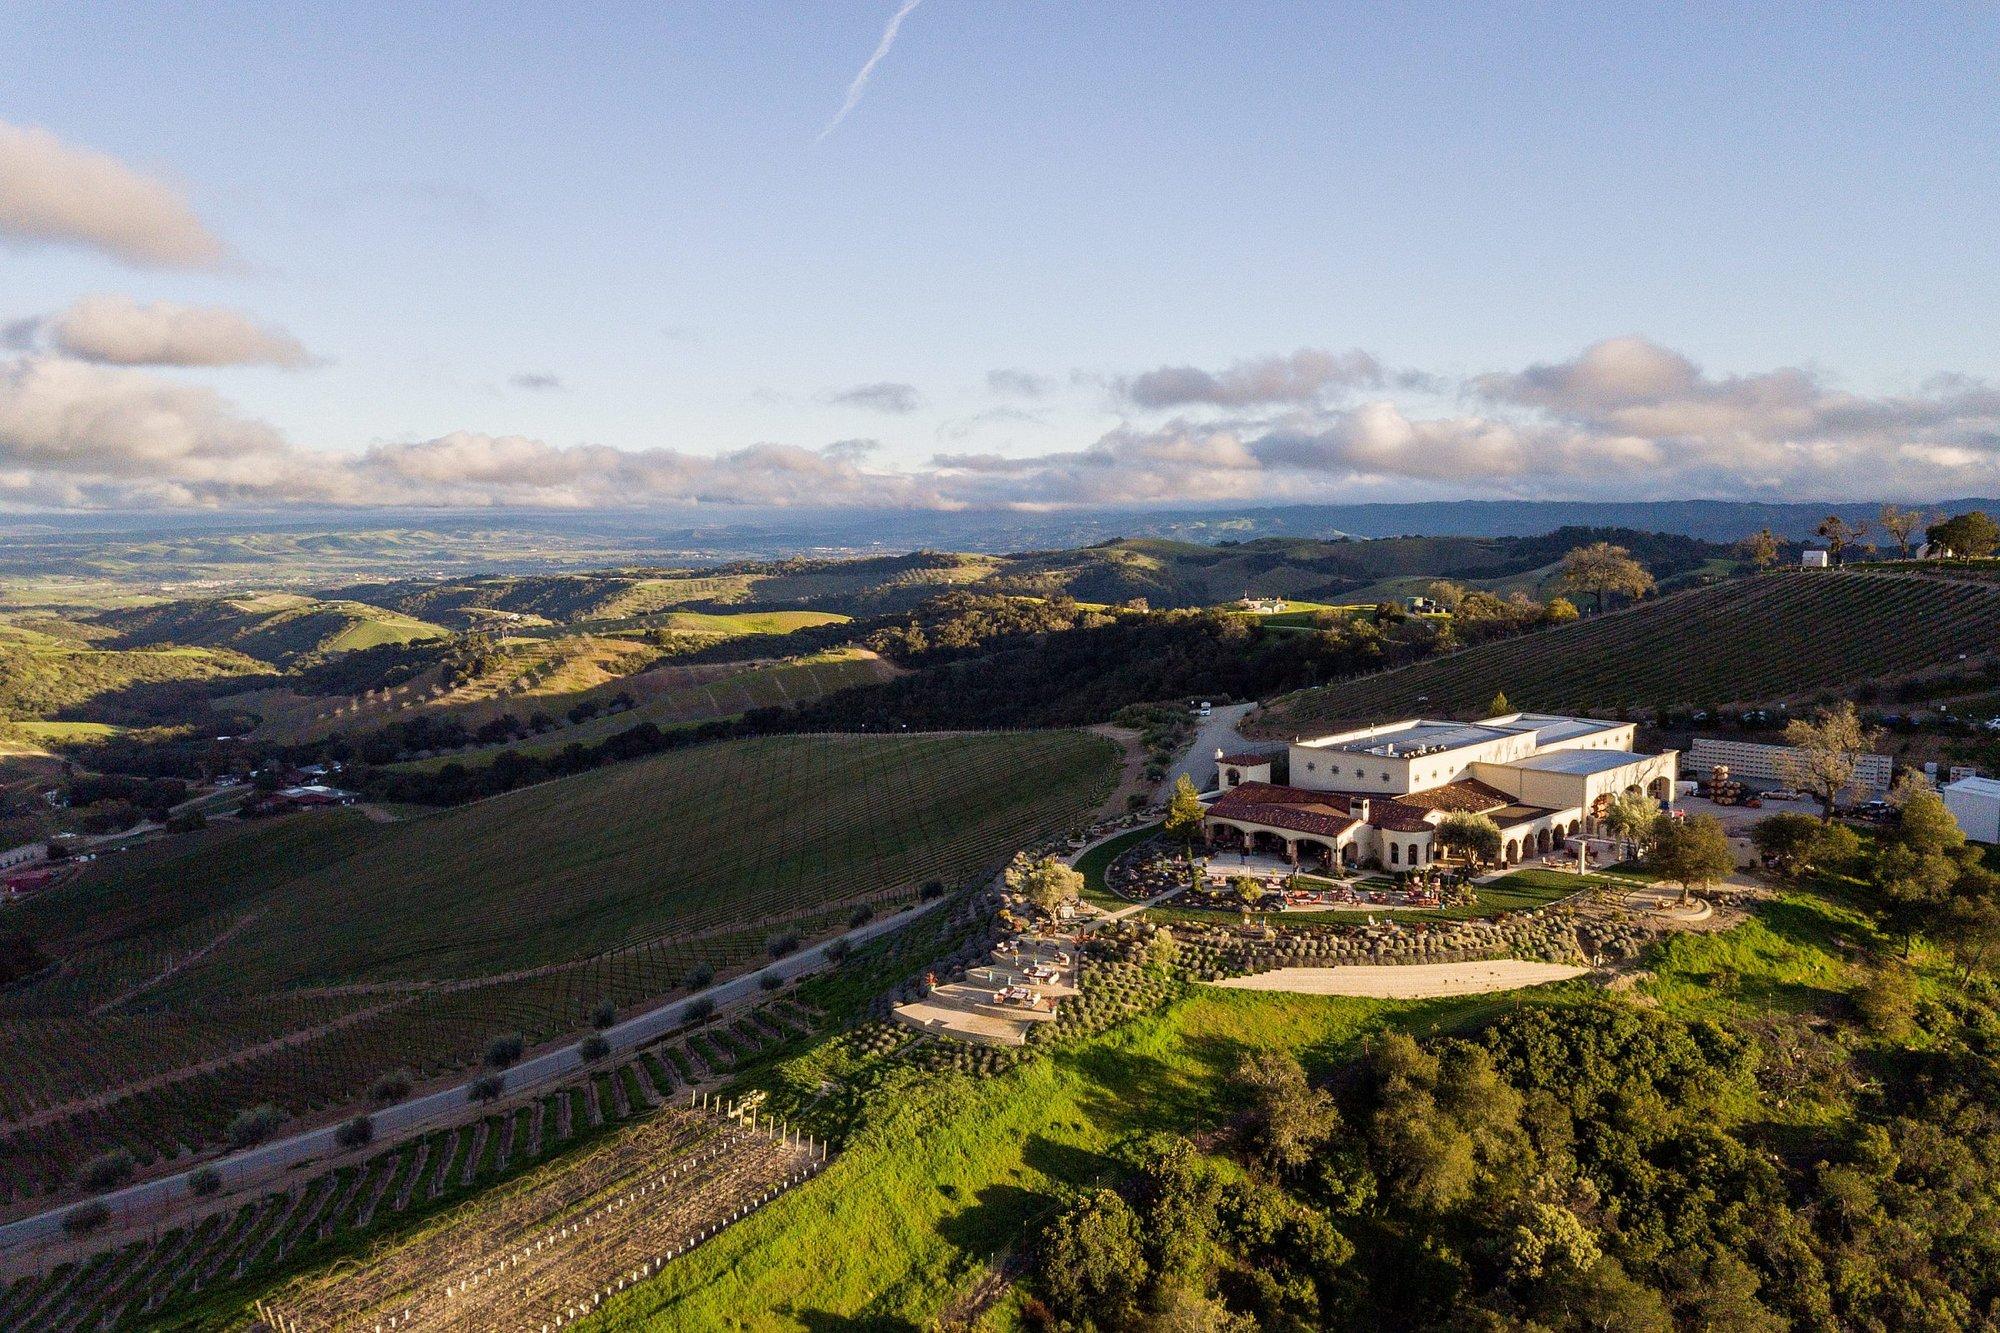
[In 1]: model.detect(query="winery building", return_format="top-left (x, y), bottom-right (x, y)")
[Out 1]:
top-left (1206, 712), bottom-right (1678, 871)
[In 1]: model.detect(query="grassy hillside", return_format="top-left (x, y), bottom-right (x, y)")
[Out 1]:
top-left (1254, 569), bottom-right (2000, 732)
top-left (94, 594), bottom-right (448, 666)
top-left (0, 640), bottom-right (265, 723)
top-left (387, 649), bottom-right (898, 771)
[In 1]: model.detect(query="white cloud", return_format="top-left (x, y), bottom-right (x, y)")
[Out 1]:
top-left (41, 295), bottom-right (315, 368)
top-left (0, 355), bottom-right (337, 505)
top-left (1119, 348), bottom-right (1385, 409)
top-left (0, 120), bottom-right (227, 269)
top-left (821, 381), bottom-right (924, 413)
top-left (8, 337), bottom-right (2000, 513)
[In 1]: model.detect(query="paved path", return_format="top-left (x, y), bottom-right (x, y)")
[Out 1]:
top-left (0, 896), bottom-right (944, 1252)
top-left (1164, 702), bottom-right (1260, 795)
top-left (1213, 960), bottom-right (1588, 998)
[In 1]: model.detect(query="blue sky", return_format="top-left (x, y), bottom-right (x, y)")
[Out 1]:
top-left (3, 1), bottom-right (1999, 511)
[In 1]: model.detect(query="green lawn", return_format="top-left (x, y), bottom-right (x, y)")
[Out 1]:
top-left (1071, 823), bottom-right (1164, 907)
top-left (580, 985), bottom-right (1516, 1333)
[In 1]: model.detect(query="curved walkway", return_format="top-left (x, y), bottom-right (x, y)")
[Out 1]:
top-left (0, 896), bottom-right (944, 1251)
top-left (1212, 960), bottom-right (1588, 999)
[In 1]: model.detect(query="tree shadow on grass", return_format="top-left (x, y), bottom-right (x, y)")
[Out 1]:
top-left (795, 1311), bottom-right (922, 1332)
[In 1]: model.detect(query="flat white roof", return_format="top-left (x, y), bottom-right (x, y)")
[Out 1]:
top-left (1945, 776), bottom-right (2000, 799)
top-left (1494, 713), bottom-right (1625, 745)
top-left (1301, 720), bottom-right (1517, 757)
top-left (1299, 711), bottom-right (1623, 759)
top-left (1509, 749), bottom-right (1650, 776)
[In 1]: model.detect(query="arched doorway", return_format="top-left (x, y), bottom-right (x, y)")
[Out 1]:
top-left (1505, 838), bottom-right (1520, 864)
top-left (1647, 775), bottom-right (1672, 801)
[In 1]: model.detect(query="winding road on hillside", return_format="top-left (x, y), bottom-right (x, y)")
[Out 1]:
top-left (0, 897), bottom-right (946, 1253)
top-left (1164, 702), bottom-right (1261, 794)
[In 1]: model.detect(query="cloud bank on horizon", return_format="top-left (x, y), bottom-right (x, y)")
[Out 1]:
top-left (9, 332), bottom-right (2000, 512)
top-left (4, 116), bottom-right (1999, 514)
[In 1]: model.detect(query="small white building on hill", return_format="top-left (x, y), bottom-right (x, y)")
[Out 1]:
top-left (1943, 776), bottom-right (2000, 844)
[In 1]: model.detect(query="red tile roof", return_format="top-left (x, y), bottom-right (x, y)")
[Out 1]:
top-left (1395, 779), bottom-right (1513, 814)
top-left (1206, 783), bottom-right (1359, 839)
top-left (1369, 801), bottom-right (1436, 833)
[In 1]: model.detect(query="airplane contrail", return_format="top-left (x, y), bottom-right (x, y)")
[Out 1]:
top-left (817, 0), bottom-right (928, 142)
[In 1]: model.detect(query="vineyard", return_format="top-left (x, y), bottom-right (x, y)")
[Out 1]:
top-left (0, 731), bottom-right (1115, 1211)
top-left (259, 1106), bottom-right (816, 1332)
top-left (0, 1000), bottom-right (821, 1331)
top-left (1255, 571), bottom-right (2000, 732)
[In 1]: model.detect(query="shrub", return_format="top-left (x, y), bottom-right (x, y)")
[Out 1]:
top-left (825, 938), bottom-right (853, 962)
top-left (188, 1166), bottom-right (223, 1198)
top-left (81, 1149), bottom-right (136, 1191)
top-left (590, 999), bottom-right (617, 1030)
top-left (684, 963), bottom-right (715, 990)
top-left (370, 1070), bottom-right (414, 1103)
top-left (849, 904), bottom-right (875, 928)
top-left (580, 1034), bottom-right (611, 1062)
top-left (62, 1201), bottom-right (110, 1235)
top-left (767, 932), bottom-right (801, 959)
top-left (485, 1033), bottom-right (526, 1069)
top-left (334, 1115), bottom-right (374, 1150)
top-left (683, 997), bottom-right (716, 1025)
top-left (759, 972), bottom-right (784, 991)
top-left (226, 1104), bottom-right (288, 1150)
top-left (467, 1075), bottom-right (504, 1104)
top-left (921, 880), bottom-right (949, 901)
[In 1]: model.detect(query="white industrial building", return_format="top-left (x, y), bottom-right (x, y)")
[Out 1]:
top-left (1685, 737), bottom-right (1892, 798)
top-left (1943, 776), bottom-right (2000, 844)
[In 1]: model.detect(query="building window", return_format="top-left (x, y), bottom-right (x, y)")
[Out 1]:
top-left (1389, 843), bottom-right (1400, 864)
top-left (1305, 761), bottom-right (1316, 772)
top-left (1328, 765), bottom-right (1340, 775)
top-left (1382, 774), bottom-right (1391, 783)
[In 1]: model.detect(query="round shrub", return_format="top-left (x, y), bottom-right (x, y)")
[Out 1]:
top-left (81, 1149), bottom-right (135, 1192)
top-left (684, 963), bottom-right (715, 990)
top-left (334, 1115), bottom-right (374, 1150)
top-left (188, 1166), bottom-right (223, 1198)
top-left (580, 1034), bottom-right (611, 1062)
top-left (226, 1104), bottom-right (288, 1150)
top-left (682, 997), bottom-right (716, 1025)
top-left (766, 932), bottom-right (800, 960)
top-left (849, 904), bottom-right (875, 928)
top-left (590, 1000), bottom-right (617, 1030)
top-left (484, 1033), bottom-right (526, 1069)
top-left (369, 1070), bottom-right (414, 1103)
top-left (467, 1074), bottom-right (504, 1104)
top-left (62, 1201), bottom-right (110, 1234)
top-left (759, 972), bottom-right (784, 991)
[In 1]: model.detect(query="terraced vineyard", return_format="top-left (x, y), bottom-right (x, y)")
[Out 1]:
top-left (0, 731), bottom-right (1115, 1211)
top-left (0, 1001), bottom-right (821, 1331)
top-left (1255, 571), bottom-right (2000, 731)
top-left (261, 1107), bottom-right (815, 1332)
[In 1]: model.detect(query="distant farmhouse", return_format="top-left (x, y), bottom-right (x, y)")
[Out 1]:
top-left (1238, 594), bottom-right (1288, 614)
top-left (1206, 712), bottom-right (1677, 871)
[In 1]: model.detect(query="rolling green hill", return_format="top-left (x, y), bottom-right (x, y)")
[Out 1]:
top-left (1252, 569), bottom-right (2000, 732)
top-left (94, 594), bottom-right (449, 666)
